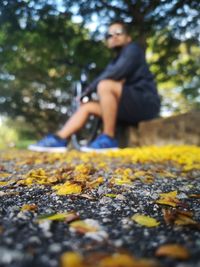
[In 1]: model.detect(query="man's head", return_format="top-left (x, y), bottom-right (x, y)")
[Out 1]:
top-left (106, 21), bottom-right (132, 50)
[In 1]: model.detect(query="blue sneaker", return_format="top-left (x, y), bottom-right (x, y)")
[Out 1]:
top-left (81, 134), bottom-right (118, 152)
top-left (28, 134), bottom-right (68, 152)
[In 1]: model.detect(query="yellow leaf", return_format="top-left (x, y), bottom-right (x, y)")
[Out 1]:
top-left (0, 181), bottom-right (8, 186)
top-left (0, 173), bottom-right (10, 178)
top-left (133, 170), bottom-right (147, 178)
top-left (54, 181), bottom-right (82, 195)
top-left (155, 244), bottom-right (190, 260)
top-left (99, 253), bottom-right (157, 267)
top-left (99, 254), bottom-right (136, 267)
top-left (114, 178), bottom-right (132, 185)
top-left (156, 199), bottom-right (178, 207)
top-left (159, 191), bottom-right (177, 198)
top-left (60, 252), bottom-right (84, 267)
top-left (132, 214), bottom-right (160, 227)
top-left (21, 204), bottom-right (37, 212)
top-left (37, 212), bottom-right (78, 222)
top-left (105, 194), bottom-right (117, 198)
top-left (156, 191), bottom-right (180, 207)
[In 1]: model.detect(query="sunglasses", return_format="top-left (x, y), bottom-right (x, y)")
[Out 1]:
top-left (105, 29), bottom-right (125, 39)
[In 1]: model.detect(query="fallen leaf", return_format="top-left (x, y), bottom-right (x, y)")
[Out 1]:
top-left (156, 191), bottom-right (180, 207)
top-left (60, 251), bottom-right (84, 267)
top-left (104, 194), bottom-right (117, 198)
top-left (175, 213), bottom-right (199, 226)
top-left (79, 194), bottom-right (96, 200)
top-left (87, 177), bottom-right (104, 188)
top-left (53, 181), bottom-right (82, 195)
top-left (132, 214), bottom-right (160, 227)
top-left (0, 181), bottom-right (8, 186)
top-left (189, 194), bottom-right (200, 198)
top-left (0, 226), bottom-right (4, 234)
top-left (21, 204), bottom-right (38, 212)
top-left (99, 253), bottom-right (158, 267)
top-left (162, 209), bottom-right (199, 227)
top-left (70, 219), bottom-right (100, 234)
top-left (65, 212), bottom-right (80, 223)
top-left (0, 165), bottom-right (5, 171)
top-left (37, 212), bottom-right (79, 222)
top-left (155, 244), bottom-right (190, 260)
top-left (0, 173), bottom-right (10, 178)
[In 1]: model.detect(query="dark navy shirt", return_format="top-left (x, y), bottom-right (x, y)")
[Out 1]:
top-left (85, 42), bottom-right (158, 96)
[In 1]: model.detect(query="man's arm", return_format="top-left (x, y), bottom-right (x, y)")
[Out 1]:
top-left (81, 43), bottom-right (142, 99)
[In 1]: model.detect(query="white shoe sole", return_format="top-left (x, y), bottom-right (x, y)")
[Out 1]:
top-left (28, 145), bottom-right (67, 153)
top-left (80, 146), bottom-right (119, 153)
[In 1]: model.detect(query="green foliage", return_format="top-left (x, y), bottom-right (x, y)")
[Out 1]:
top-left (0, 117), bottom-right (38, 149)
top-left (0, 118), bottom-right (19, 149)
top-left (0, 1), bottom-right (108, 134)
top-left (0, 0), bottom-right (199, 136)
top-left (62, 0), bottom-right (200, 113)
top-left (147, 31), bottom-right (200, 114)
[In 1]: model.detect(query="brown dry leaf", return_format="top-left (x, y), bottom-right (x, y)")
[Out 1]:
top-left (175, 213), bottom-right (199, 226)
top-left (65, 212), bottom-right (80, 223)
top-left (155, 244), bottom-right (190, 260)
top-left (21, 204), bottom-right (38, 212)
top-left (189, 194), bottom-right (200, 198)
top-left (79, 194), bottom-right (96, 200)
top-left (87, 177), bottom-right (104, 188)
top-left (162, 208), bottom-right (177, 224)
top-left (140, 175), bottom-right (154, 184)
top-left (156, 191), bottom-right (180, 207)
top-left (70, 219), bottom-right (100, 234)
top-left (0, 165), bottom-right (5, 171)
top-left (162, 209), bottom-right (199, 227)
top-left (132, 214), bottom-right (160, 227)
top-left (0, 225), bottom-right (4, 234)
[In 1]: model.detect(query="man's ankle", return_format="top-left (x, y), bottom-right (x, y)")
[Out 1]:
top-left (102, 133), bottom-right (115, 139)
top-left (54, 134), bottom-right (66, 141)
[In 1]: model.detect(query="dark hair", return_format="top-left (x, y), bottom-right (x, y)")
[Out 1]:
top-left (108, 20), bottom-right (130, 35)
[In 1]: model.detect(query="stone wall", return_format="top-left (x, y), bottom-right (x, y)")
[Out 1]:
top-left (120, 110), bottom-right (200, 147)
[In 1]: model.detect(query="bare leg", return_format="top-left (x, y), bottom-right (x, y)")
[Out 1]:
top-left (97, 79), bottom-right (123, 137)
top-left (56, 101), bottom-right (101, 139)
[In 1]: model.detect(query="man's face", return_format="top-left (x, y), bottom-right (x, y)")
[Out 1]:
top-left (106, 23), bottom-right (131, 49)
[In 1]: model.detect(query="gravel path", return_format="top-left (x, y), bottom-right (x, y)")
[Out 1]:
top-left (0, 147), bottom-right (200, 267)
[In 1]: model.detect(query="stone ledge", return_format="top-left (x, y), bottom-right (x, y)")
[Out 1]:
top-left (122, 110), bottom-right (200, 147)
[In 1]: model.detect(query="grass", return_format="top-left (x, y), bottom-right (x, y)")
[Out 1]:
top-left (0, 139), bottom-right (36, 150)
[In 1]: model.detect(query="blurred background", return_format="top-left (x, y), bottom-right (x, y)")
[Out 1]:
top-left (0, 0), bottom-right (199, 148)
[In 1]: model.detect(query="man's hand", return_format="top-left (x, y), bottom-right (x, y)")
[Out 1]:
top-left (80, 87), bottom-right (91, 101)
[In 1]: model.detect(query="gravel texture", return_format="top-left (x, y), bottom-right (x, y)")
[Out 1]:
top-left (0, 148), bottom-right (200, 267)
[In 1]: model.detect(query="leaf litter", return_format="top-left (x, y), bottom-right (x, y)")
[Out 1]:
top-left (0, 145), bottom-right (200, 267)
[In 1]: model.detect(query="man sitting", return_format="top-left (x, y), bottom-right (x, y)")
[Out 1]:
top-left (28, 20), bottom-right (160, 152)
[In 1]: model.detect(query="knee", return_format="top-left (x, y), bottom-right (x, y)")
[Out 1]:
top-left (97, 79), bottom-right (114, 95)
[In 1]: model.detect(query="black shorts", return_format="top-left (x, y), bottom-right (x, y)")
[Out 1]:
top-left (117, 85), bottom-right (161, 125)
